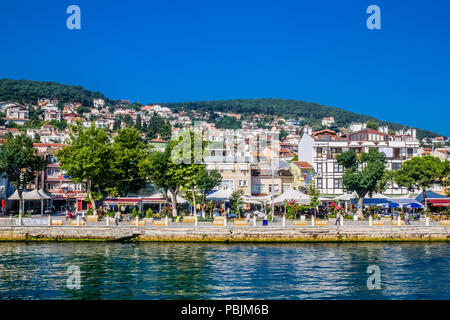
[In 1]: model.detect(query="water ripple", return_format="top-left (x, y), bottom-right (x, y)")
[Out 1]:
top-left (0, 242), bottom-right (448, 299)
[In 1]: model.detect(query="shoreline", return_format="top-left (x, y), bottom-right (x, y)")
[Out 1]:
top-left (0, 226), bottom-right (448, 243)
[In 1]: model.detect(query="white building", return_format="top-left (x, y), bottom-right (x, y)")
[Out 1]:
top-left (321, 117), bottom-right (335, 127)
top-left (93, 99), bottom-right (105, 108)
top-left (298, 128), bottom-right (420, 195)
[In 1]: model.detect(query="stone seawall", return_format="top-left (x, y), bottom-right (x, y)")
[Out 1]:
top-left (0, 226), bottom-right (449, 242)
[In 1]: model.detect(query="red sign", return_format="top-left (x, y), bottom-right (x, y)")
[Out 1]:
top-left (1, 200), bottom-right (4, 207)
top-left (77, 199), bottom-right (82, 211)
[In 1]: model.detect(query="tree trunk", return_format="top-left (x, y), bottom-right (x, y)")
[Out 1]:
top-left (87, 180), bottom-right (97, 215)
top-left (171, 189), bottom-right (178, 217)
top-left (423, 189), bottom-right (427, 212)
top-left (18, 189), bottom-right (24, 218)
top-left (192, 189), bottom-right (197, 216)
top-left (357, 197), bottom-right (364, 219)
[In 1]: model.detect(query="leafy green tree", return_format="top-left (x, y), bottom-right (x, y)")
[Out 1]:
top-left (33, 133), bottom-right (41, 143)
top-left (394, 156), bottom-right (447, 209)
top-left (279, 129), bottom-right (289, 141)
top-left (215, 116), bottom-right (242, 129)
top-left (76, 106), bottom-right (90, 115)
top-left (139, 149), bottom-right (182, 217)
top-left (57, 124), bottom-right (113, 213)
top-left (113, 118), bottom-right (121, 131)
top-left (0, 134), bottom-right (45, 216)
top-left (48, 119), bottom-right (67, 130)
top-left (108, 127), bottom-right (148, 196)
top-left (308, 185), bottom-right (320, 215)
top-left (374, 170), bottom-right (395, 195)
top-left (229, 189), bottom-right (244, 218)
top-left (190, 168), bottom-right (222, 216)
top-left (139, 130), bottom-right (209, 217)
top-left (337, 148), bottom-right (387, 218)
top-left (135, 113), bottom-right (142, 131)
top-left (122, 114), bottom-right (134, 127)
top-left (144, 113), bottom-right (172, 140)
top-left (366, 121), bottom-right (379, 131)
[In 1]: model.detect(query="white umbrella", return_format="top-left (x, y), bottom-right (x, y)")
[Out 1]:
top-left (272, 188), bottom-right (310, 205)
top-left (206, 189), bottom-right (233, 201)
top-left (336, 191), bottom-right (358, 201)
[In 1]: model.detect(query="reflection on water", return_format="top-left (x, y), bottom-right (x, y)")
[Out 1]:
top-left (0, 242), bottom-right (448, 300)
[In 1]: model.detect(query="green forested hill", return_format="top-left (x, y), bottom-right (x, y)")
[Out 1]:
top-left (0, 79), bottom-right (440, 139)
top-left (0, 79), bottom-right (111, 107)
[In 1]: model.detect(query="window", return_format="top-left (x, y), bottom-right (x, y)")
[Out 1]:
top-left (392, 163), bottom-right (401, 170)
top-left (317, 178), bottom-right (323, 189)
top-left (220, 180), bottom-right (234, 190)
top-left (331, 148), bottom-right (342, 159)
top-left (239, 180), bottom-right (248, 187)
top-left (252, 184), bottom-right (263, 194)
top-left (407, 148), bottom-right (414, 159)
top-left (334, 179), bottom-right (342, 188)
top-left (316, 148), bottom-right (323, 157)
top-left (333, 162), bottom-right (343, 172)
top-left (317, 163), bottom-right (323, 173)
top-left (269, 184), bottom-right (279, 193)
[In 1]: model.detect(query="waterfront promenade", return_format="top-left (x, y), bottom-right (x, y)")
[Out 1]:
top-left (0, 217), bottom-right (448, 242)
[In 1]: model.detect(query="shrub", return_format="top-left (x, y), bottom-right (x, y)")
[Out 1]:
top-left (146, 208), bottom-right (153, 218)
top-left (132, 207), bottom-right (139, 218)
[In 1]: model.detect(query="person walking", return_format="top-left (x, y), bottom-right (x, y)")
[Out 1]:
top-left (114, 211), bottom-right (120, 226)
top-left (335, 211), bottom-right (341, 226)
top-left (405, 211), bottom-right (411, 225)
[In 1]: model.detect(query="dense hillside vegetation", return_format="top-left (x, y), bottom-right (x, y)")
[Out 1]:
top-left (0, 79), bottom-right (440, 139)
top-left (0, 79), bottom-right (112, 107)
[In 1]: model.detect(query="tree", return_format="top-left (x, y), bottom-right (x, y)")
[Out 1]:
top-left (308, 185), bottom-right (320, 215)
top-left (366, 121), bottom-right (379, 131)
top-left (229, 189), bottom-right (244, 218)
top-left (139, 130), bottom-right (210, 217)
top-left (193, 168), bottom-right (222, 215)
top-left (394, 156), bottom-right (447, 210)
top-left (374, 170), bottom-right (395, 195)
top-left (108, 127), bottom-right (148, 196)
top-left (337, 148), bottom-right (387, 218)
top-left (135, 113), bottom-right (142, 131)
top-left (57, 124), bottom-right (113, 213)
top-left (279, 129), bottom-right (289, 141)
top-left (0, 134), bottom-right (45, 216)
top-left (113, 118), bottom-right (121, 131)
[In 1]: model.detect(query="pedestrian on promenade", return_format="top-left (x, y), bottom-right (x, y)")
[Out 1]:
top-left (335, 211), bottom-right (341, 226)
top-left (82, 210), bottom-right (85, 221)
top-left (405, 211), bottom-right (411, 225)
top-left (114, 211), bottom-right (120, 226)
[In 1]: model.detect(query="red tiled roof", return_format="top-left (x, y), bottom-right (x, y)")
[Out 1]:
top-left (293, 161), bottom-right (313, 168)
top-left (33, 143), bottom-right (66, 147)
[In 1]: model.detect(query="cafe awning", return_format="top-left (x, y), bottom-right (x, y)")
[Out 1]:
top-left (8, 189), bottom-right (46, 200)
top-left (427, 198), bottom-right (450, 207)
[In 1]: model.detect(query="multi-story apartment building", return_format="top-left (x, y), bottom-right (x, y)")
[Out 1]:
top-left (205, 161), bottom-right (252, 195)
top-left (298, 128), bottom-right (420, 195)
top-left (33, 143), bottom-right (87, 210)
top-left (43, 106), bottom-right (61, 122)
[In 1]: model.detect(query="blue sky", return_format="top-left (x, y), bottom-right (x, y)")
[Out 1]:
top-left (0, 0), bottom-right (449, 135)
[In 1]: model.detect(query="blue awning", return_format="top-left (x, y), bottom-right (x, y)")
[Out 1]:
top-left (415, 191), bottom-right (446, 202)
